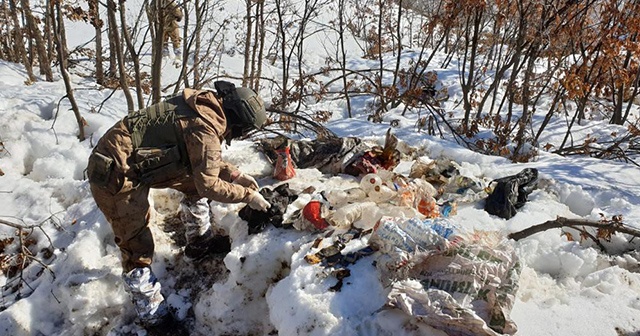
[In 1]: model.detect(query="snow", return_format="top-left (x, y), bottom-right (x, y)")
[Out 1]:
top-left (1, 1), bottom-right (640, 336)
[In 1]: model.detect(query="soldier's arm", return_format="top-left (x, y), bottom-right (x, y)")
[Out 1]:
top-left (183, 118), bottom-right (250, 203)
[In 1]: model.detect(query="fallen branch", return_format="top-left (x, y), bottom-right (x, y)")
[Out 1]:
top-left (0, 216), bottom-right (58, 305)
top-left (508, 216), bottom-right (640, 242)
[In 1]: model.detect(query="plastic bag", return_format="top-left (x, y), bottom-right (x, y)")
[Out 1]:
top-left (327, 201), bottom-right (376, 228)
top-left (324, 187), bottom-right (367, 207)
top-left (484, 168), bottom-right (538, 219)
top-left (368, 216), bottom-right (461, 254)
top-left (302, 199), bottom-right (330, 230)
top-left (384, 232), bottom-right (520, 336)
top-left (273, 145), bottom-right (296, 180)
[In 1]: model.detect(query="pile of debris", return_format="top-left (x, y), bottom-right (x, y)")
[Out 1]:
top-left (238, 130), bottom-right (539, 335)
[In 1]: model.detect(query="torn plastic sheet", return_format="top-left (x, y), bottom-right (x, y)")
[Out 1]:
top-left (387, 281), bottom-right (506, 336)
top-left (385, 235), bottom-right (521, 336)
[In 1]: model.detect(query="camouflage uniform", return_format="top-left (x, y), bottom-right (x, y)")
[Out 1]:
top-left (154, 0), bottom-right (183, 53)
top-left (87, 86), bottom-right (268, 327)
top-left (88, 89), bottom-right (254, 272)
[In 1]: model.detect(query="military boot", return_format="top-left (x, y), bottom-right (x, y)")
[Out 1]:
top-left (122, 267), bottom-right (168, 327)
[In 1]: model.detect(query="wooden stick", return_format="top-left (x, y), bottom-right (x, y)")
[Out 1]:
top-left (508, 216), bottom-right (640, 241)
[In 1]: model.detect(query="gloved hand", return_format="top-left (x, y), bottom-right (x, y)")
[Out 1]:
top-left (233, 172), bottom-right (259, 190)
top-left (244, 190), bottom-right (271, 211)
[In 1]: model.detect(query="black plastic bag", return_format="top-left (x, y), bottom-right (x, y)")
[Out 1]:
top-left (484, 168), bottom-right (538, 219)
top-left (239, 183), bottom-right (298, 234)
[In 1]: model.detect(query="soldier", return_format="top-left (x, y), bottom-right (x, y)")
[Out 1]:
top-left (86, 81), bottom-right (270, 328)
top-left (155, 0), bottom-right (183, 57)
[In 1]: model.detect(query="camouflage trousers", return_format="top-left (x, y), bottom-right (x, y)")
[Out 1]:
top-left (163, 27), bottom-right (181, 50)
top-left (89, 169), bottom-right (201, 272)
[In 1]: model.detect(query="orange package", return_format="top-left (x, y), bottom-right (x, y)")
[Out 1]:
top-left (274, 146), bottom-right (296, 180)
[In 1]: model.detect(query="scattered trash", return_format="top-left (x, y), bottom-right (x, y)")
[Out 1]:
top-left (338, 246), bottom-right (375, 267)
top-left (322, 187), bottom-right (367, 207)
top-left (383, 231), bottom-right (521, 336)
top-left (416, 195), bottom-right (439, 218)
top-left (258, 135), bottom-right (369, 175)
top-left (258, 129), bottom-right (407, 177)
top-left (409, 157), bottom-right (489, 204)
top-left (359, 173), bottom-right (396, 203)
top-left (409, 157), bottom-right (458, 188)
top-left (343, 129), bottom-right (401, 176)
top-left (304, 229), bottom-right (374, 268)
top-left (439, 201), bottom-right (457, 217)
top-left (326, 201), bottom-right (376, 229)
top-left (484, 168), bottom-right (538, 219)
top-left (273, 143), bottom-right (296, 181)
top-left (238, 183), bottom-right (299, 234)
top-left (302, 198), bottom-right (330, 230)
top-left (368, 216), bottom-right (463, 255)
top-left (329, 268), bottom-right (351, 292)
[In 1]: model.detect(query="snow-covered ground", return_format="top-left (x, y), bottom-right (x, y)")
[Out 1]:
top-left (1, 1), bottom-right (640, 335)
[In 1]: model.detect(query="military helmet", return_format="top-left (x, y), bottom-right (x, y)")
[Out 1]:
top-left (215, 81), bottom-right (267, 131)
top-left (234, 87), bottom-right (267, 129)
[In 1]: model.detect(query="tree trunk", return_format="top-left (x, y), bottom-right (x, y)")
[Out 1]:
top-left (338, 0), bottom-right (352, 117)
top-left (461, 11), bottom-right (482, 128)
top-left (249, 0), bottom-right (261, 90)
top-left (376, 0), bottom-right (386, 114)
top-left (149, 0), bottom-right (164, 103)
top-left (52, 0), bottom-right (85, 141)
top-left (107, 0), bottom-right (134, 111)
top-left (119, 0), bottom-right (144, 109)
top-left (107, 25), bottom-right (117, 77)
top-left (275, 0), bottom-right (289, 108)
top-left (193, 0), bottom-right (201, 87)
top-left (242, 0), bottom-right (253, 87)
top-left (512, 47), bottom-right (538, 158)
top-left (89, 0), bottom-right (105, 85)
top-left (8, 0), bottom-right (35, 83)
top-left (44, 0), bottom-right (53, 63)
top-left (0, 1), bottom-right (11, 61)
top-left (391, 0), bottom-right (402, 93)
top-left (21, 0), bottom-right (52, 81)
top-left (253, 0), bottom-right (265, 92)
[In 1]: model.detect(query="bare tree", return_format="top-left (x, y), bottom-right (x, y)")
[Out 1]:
top-left (274, 0), bottom-right (290, 108)
top-left (118, 0), bottom-right (144, 109)
top-left (148, 0), bottom-right (165, 103)
top-left (337, 0), bottom-right (352, 117)
top-left (107, 0), bottom-right (134, 111)
top-left (250, 0), bottom-right (266, 92)
top-left (51, 0), bottom-right (85, 141)
top-left (20, 0), bottom-right (52, 81)
top-left (8, 0), bottom-right (35, 83)
top-left (88, 0), bottom-right (105, 85)
top-left (242, 0), bottom-right (254, 87)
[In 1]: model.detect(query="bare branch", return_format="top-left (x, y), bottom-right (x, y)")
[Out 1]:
top-left (508, 216), bottom-right (640, 241)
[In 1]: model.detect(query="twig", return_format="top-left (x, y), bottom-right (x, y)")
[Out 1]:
top-left (572, 226), bottom-right (607, 252)
top-left (248, 107), bottom-right (337, 140)
top-left (0, 218), bottom-right (43, 229)
top-left (509, 216), bottom-right (640, 241)
top-left (0, 214), bottom-right (59, 308)
top-left (48, 95), bottom-right (70, 145)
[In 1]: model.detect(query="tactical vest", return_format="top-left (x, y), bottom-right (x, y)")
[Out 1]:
top-left (126, 95), bottom-right (197, 183)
